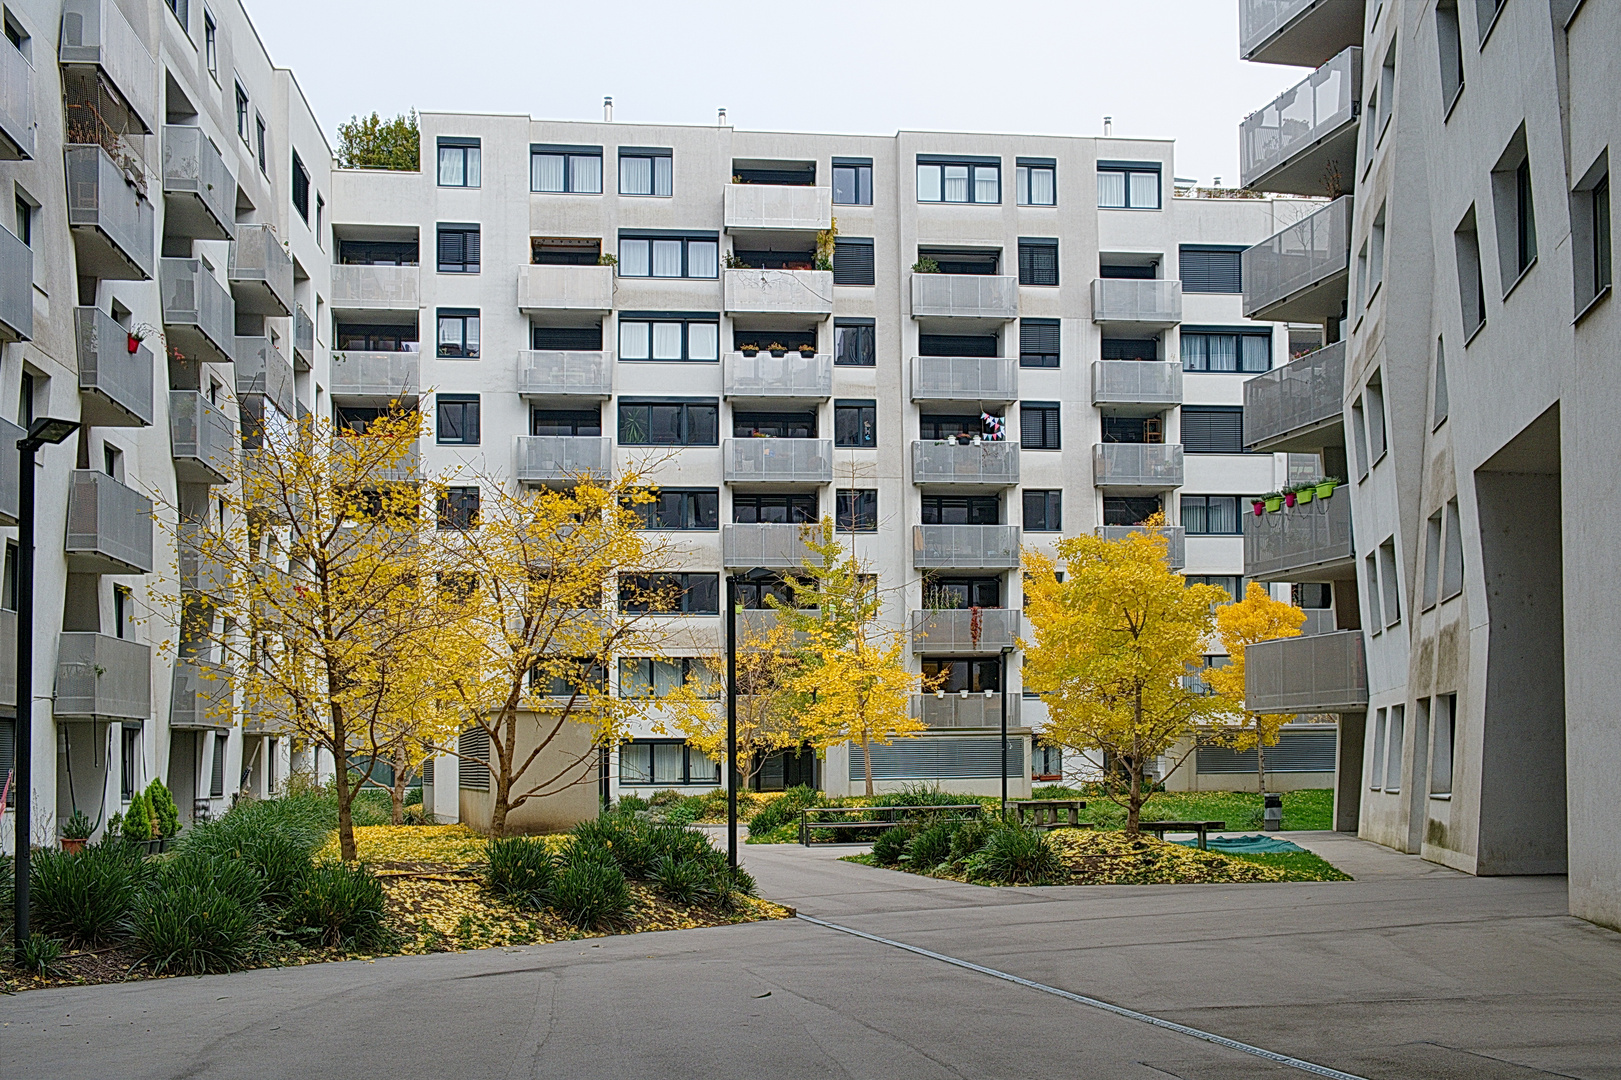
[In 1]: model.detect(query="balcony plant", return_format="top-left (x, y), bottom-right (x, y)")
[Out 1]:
top-left (724, 253), bottom-right (751, 270)
top-left (1251, 499), bottom-right (1266, 517)
top-left (739, 342), bottom-right (760, 357)
top-left (766, 342), bottom-right (788, 358)
top-left (1282, 486), bottom-right (1298, 508)
top-left (797, 343), bottom-right (817, 358)
top-left (127, 323), bottom-right (156, 354)
top-left (911, 257), bottom-right (941, 274)
top-left (1316, 477), bottom-right (1342, 499)
top-left (1293, 481), bottom-right (1315, 506)
top-left (60, 809), bottom-right (93, 854)
top-left (1262, 491), bottom-right (1284, 513)
top-left (596, 253), bottom-right (618, 267)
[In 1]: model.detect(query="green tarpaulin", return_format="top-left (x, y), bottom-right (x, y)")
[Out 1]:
top-left (1172, 834), bottom-right (1307, 854)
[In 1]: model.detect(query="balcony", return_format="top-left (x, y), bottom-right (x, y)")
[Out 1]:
top-left (518, 351), bottom-right (613, 400)
top-left (911, 274), bottom-right (1020, 321)
top-left (1245, 489), bottom-right (1355, 582)
top-left (723, 524), bottom-right (815, 570)
top-left (235, 335), bottom-right (296, 418)
top-left (912, 525), bottom-right (1022, 570)
top-left (178, 523), bottom-right (231, 602)
top-left (0, 30), bottom-right (34, 159)
top-left (1091, 360), bottom-right (1183, 410)
top-left (723, 352), bottom-right (832, 401)
top-left (171, 659), bottom-right (233, 729)
top-left (54, 632), bottom-right (152, 721)
top-left (229, 223), bottom-right (295, 317)
top-left (1244, 630), bottom-right (1368, 714)
top-left (242, 698), bottom-right (288, 736)
top-left (74, 307), bottom-right (154, 427)
top-left (66, 469), bottom-right (153, 573)
top-left (909, 608), bottom-right (1021, 653)
top-left (1240, 0), bottom-right (1368, 67)
top-left (910, 357), bottom-right (1018, 407)
top-left (1092, 443), bottom-right (1184, 491)
top-left (1243, 195), bottom-right (1352, 322)
top-left (515, 435), bottom-right (612, 484)
top-left (65, 144), bottom-right (155, 280)
top-left (912, 440), bottom-right (1019, 487)
top-left (331, 263), bottom-right (421, 311)
top-left (161, 125), bottom-right (235, 241)
top-left (0, 611), bottom-right (13, 706)
top-left (293, 304), bottom-right (314, 370)
top-left (723, 184), bottom-right (833, 232)
top-left (1091, 279), bottom-right (1183, 328)
top-left (913, 692), bottom-right (1021, 730)
top-left (58, 0), bottom-right (157, 133)
top-left (1243, 341), bottom-right (1346, 452)
top-left (0, 224), bottom-right (31, 343)
top-left (329, 351), bottom-right (419, 403)
top-left (517, 264), bottom-right (614, 314)
top-left (1100, 525), bottom-right (1187, 570)
top-left (0, 418), bottom-right (20, 526)
top-left (331, 436), bottom-right (420, 485)
top-left (170, 391), bottom-right (235, 485)
top-left (723, 269), bottom-right (834, 318)
top-left (724, 439), bottom-right (833, 484)
top-left (1241, 49), bottom-right (1362, 196)
top-left (160, 257), bottom-right (235, 365)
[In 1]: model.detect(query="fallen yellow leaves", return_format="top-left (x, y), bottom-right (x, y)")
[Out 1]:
top-left (317, 824), bottom-right (501, 865)
top-left (1048, 830), bottom-right (1289, 885)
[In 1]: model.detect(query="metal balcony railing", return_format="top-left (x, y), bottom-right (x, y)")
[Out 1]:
top-left (178, 523), bottom-right (231, 601)
top-left (1244, 630), bottom-right (1368, 713)
top-left (0, 32), bottom-right (34, 159)
top-left (910, 357), bottom-right (1018, 405)
top-left (911, 440), bottom-right (1019, 486)
top-left (331, 263), bottom-right (420, 310)
top-left (235, 335), bottom-right (296, 418)
top-left (161, 125), bottom-right (235, 240)
top-left (75, 306), bottom-right (154, 426)
top-left (0, 418), bottom-right (20, 526)
top-left (65, 144), bottom-right (156, 280)
top-left (1099, 525), bottom-right (1187, 569)
top-left (1091, 360), bottom-right (1183, 407)
top-left (171, 659), bottom-right (234, 729)
top-left (911, 274), bottom-right (1020, 320)
top-left (518, 351), bottom-right (613, 399)
top-left (1245, 489), bottom-right (1355, 581)
top-left (293, 304), bottom-right (314, 369)
top-left (1239, 0), bottom-right (1366, 66)
top-left (170, 391), bottom-right (235, 485)
top-left (160, 257), bottom-right (235, 364)
top-left (913, 691), bottom-right (1021, 730)
top-left (1241, 49), bottom-right (1362, 194)
top-left (723, 269), bottom-right (834, 317)
top-left (722, 524), bottom-right (815, 569)
top-left (1243, 196), bottom-right (1353, 321)
top-left (515, 436), bottom-right (612, 483)
top-left (911, 525), bottom-right (1022, 570)
top-left (1091, 278), bottom-right (1183, 325)
top-left (330, 436), bottom-right (420, 485)
top-left (723, 184), bottom-right (833, 232)
top-left (1092, 443), bottom-right (1184, 489)
top-left (724, 439), bottom-right (833, 484)
top-left (1243, 341), bottom-right (1346, 451)
top-left (1300, 608), bottom-right (1338, 636)
top-left (229, 223), bottom-right (294, 316)
top-left (54, 632), bottom-right (152, 721)
top-left (517, 264), bottom-right (614, 313)
top-left (66, 469), bottom-right (153, 573)
top-left (0, 225), bottom-right (31, 342)
top-left (0, 611), bottom-right (14, 707)
top-left (724, 352), bottom-right (833, 399)
top-left (329, 350), bottom-right (420, 401)
top-left (59, 0), bottom-right (158, 133)
top-left (909, 608), bottom-right (1021, 653)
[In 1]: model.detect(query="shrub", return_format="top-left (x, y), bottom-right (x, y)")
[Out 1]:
top-left (647, 824), bottom-right (720, 870)
top-left (131, 885), bottom-right (260, 975)
top-left (159, 852), bottom-right (265, 914)
top-left (698, 864), bottom-right (756, 913)
top-left (145, 779), bottom-right (181, 839)
top-left (30, 843), bottom-right (146, 945)
top-left (747, 785), bottom-right (819, 834)
top-left (551, 860), bottom-right (632, 931)
top-left (903, 821), bottom-right (957, 870)
top-left (871, 826), bottom-right (912, 866)
top-left (19, 932), bottom-right (64, 976)
top-left (967, 826), bottom-right (1062, 885)
top-left (122, 792), bottom-right (154, 843)
top-left (651, 854), bottom-right (708, 905)
top-left (179, 816), bottom-right (315, 907)
top-left (948, 817), bottom-right (993, 863)
top-left (486, 837), bottom-right (557, 907)
top-left (570, 815), bottom-right (655, 879)
top-left (615, 794), bottom-right (650, 815)
top-left (283, 861), bottom-right (391, 949)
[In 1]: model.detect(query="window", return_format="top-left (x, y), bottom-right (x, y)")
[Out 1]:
top-left (292, 151), bottom-right (310, 221)
top-left (1182, 496), bottom-right (1242, 535)
top-left (834, 320), bottom-right (875, 366)
top-left (1441, 499), bottom-right (1463, 601)
top-left (1370, 708), bottom-right (1388, 788)
top-left (832, 158), bottom-right (872, 205)
top-left (315, 194), bottom-right (324, 246)
top-left (1179, 246), bottom-right (1244, 293)
top-left (920, 333), bottom-right (997, 358)
top-left (833, 238), bottom-right (875, 285)
top-left (834, 400), bottom-right (876, 447)
top-left (922, 658), bottom-right (1001, 693)
top-left (1491, 132), bottom-right (1537, 291)
top-left (436, 394), bottom-right (480, 444)
top-left (1430, 693), bottom-right (1456, 795)
top-left (916, 156), bottom-right (1000, 204)
top-left (438, 486), bottom-right (480, 530)
top-left (629, 488), bottom-right (719, 530)
top-left (618, 148), bottom-right (672, 196)
top-left (733, 493), bottom-right (817, 524)
top-left (120, 725), bottom-right (140, 802)
top-left (1363, 552), bottom-right (1383, 630)
top-left (1019, 319), bottom-right (1059, 368)
top-left (736, 570), bottom-right (798, 610)
top-left (210, 731), bottom-right (227, 798)
top-left (1594, 173), bottom-right (1613, 296)
top-left (436, 137), bottom-right (480, 188)
top-left (1573, 155), bottom-right (1612, 312)
top-left (836, 489), bottom-right (878, 532)
top-left (1435, 1), bottom-right (1465, 113)
top-left (1097, 162), bottom-right (1161, 209)
top-left (531, 144), bottom-right (603, 193)
top-left (1180, 406), bottom-right (1245, 454)
top-left (1475, 0), bottom-right (1505, 44)
top-left (0, 717), bottom-right (12, 793)
top-left (533, 325), bottom-right (603, 351)
top-left (437, 224), bottom-right (481, 274)
top-left (619, 658), bottom-right (717, 700)
top-left (336, 323), bottom-right (417, 352)
top-left (1020, 402), bottom-right (1060, 450)
top-left (617, 232), bottom-right (718, 279)
top-left (1376, 43), bottom-right (1396, 142)
top-left (13, 194), bottom-right (29, 246)
top-left (1101, 338), bottom-right (1158, 361)
top-left (1364, 375), bottom-right (1388, 462)
top-left (340, 238), bottom-right (419, 266)
top-left (619, 573), bottom-right (720, 614)
top-left (164, 0), bottom-right (187, 28)
top-left (1384, 704), bottom-right (1406, 792)
top-left (1350, 396), bottom-right (1370, 478)
top-left (235, 83), bottom-right (249, 143)
top-left (1186, 575), bottom-right (1243, 605)
top-left (531, 407), bottom-right (601, 436)
top-left (1180, 329), bottom-right (1270, 373)
top-left (733, 410), bottom-right (815, 439)
top-left (1023, 490), bottom-right (1061, 532)
top-left (113, 584), bottom-right (132, 638)
top-left (1016, 159), bottom-right (1056, 206)
top-left (1454, 208), bottom-right (1486, 337)
top-left (1433, 338), bottom-right (1450, 428)
top-left (1379, 538), bottom-right (1401, 628)
top-left (921, 495), bottom-right (1000, 526)
top-left (436, 309), bottom-right (480, 358)
top-left (619, 740), bottom-right (720, 786)
top-left (255, 115), bottom-right (267, 175)
top-left (618, 315), bottom-right (719, 361)
top-left (203, 8), bottom-right (217, 77)
top-left (1018, 239), bottom-right (1059, 286)
top-left (1423, 510), bottom-right (1443, 611)
top-left (2, 541), bottom-right (15, 610)
top-left (617, 401), bottom-right (718, 446)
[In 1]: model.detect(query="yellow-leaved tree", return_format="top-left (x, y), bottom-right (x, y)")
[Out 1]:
top-left (1021, 517), bottom-right (1239, 833)
top-left (1207, 581), bottom-right (1308, 793)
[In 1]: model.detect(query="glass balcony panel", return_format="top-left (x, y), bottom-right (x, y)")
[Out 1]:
top-left (0, 418), bottom-right (19, 527)
top-left (1243, 630), bottom-right (1367, 713)
top-left (911, 525), bottom-right (1022, 570)
top-left (171, 658), bottom-right (234, 729)
top-left (1240, 49), bottom-right (1362, 194)
top-left (1091, 360), bottom-right (1183, 407)
top-left (909, 608), bottom-right (1021, 653)
top-left (518, 351), bottom-right (613, 399)
top-left (235, 335), bottom-right (296, 418)
top-left (912, 692), bottom-right (1021, 730)
top-left (722, 523), bottom-right (816, 569)
top-left (0, 611), bottom-right (14, 707)
top-left (54, 632), bottom-right (153, 721)
top-left (723, 352), bottom-right (833, 400)
top-left (66, 469), bottom-right (153, 573)
top-left (515, 435), bottom-right (612, 483)
top-left (0, 32), bottom-right (34, 159)
top-left (1091, 443), bottom-right (1184, 490)
top-left (911, 441), bottom-right (1019, 486)
top-left (58, 0), bottom-right (158, 133)
top-left (1242, 196), bottom-right (1353, 322)
top-left (1239, 0), bottom-right (1366, 66)
top-left (65, 144), bottom-right (156, 280)
top-left (1244, 487), bottom-right (1355, 581)
top-left (160, 257), bottom-right (235, 365)
top-left (178, 523), bottom-right (231, 601)
top-left (910, 357), bottom-right (1018, 406)
top-left (723, 185), bottom-right (833, 232)
top-left (228, 222), bottom-right (295, 316)
top-left (1090, 279), bottom-right (1183, 326)
top-left (910, 274), bottom-right (1020, 320)
top-left (329, 351), bottom-right (420, 402)
top-left (161, 125), bottom-right (235, 240)
top-left (293, 304), bottom-right (315, 370)
top-left (75, 306), bottom-right (154, 426)
top-left (1099, 525), bottom-right (1186, 569)
top-left (0, 224), bottom-right (31, 342)
top-left (724, 439), bottom-right (833, 484)
top-left (1243, 341), bottom-right (1346, 451)
top-left (170, 391), bottom-right (236, 485)
top-left (331, 264), bottom-right (421, 310)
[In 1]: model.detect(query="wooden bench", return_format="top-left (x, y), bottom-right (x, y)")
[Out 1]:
top-left (799, 804), bottom-right (983, 846)
top-left (1012, 799), bottom-right (1087, 829)
top-left (1139, 821), bottom-right (1226, 850)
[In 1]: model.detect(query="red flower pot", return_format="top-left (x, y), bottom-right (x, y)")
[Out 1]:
top-left (1284, 492), bottom-right (1297, 507)
top-left (1252, 500), bottom-right (1265, 516)
top-left (127, 335), bottom-right (140, 353)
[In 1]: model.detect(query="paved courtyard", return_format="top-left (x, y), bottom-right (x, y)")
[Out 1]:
top-left (4, 832), bottom-right (1619, 1079)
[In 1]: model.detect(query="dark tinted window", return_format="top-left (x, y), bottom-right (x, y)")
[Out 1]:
top-left (836, 489), bottom-right (878, 531)
top-left (921, 495), bottom-right (999, 525)
top-left (834, 401), bottom-right (876, 447)
top-left (1022, 490), bottom-right (1061, 531)
top-left (618, 402), bottom-right (718, 445)
top-left (732, 493), bottom-right (817, 524)
top-left (532, 408), bottom-right (601, 436)
top-left (834, 320), bottom-right (876, 366)
top-left (629, 488), bottom-right (719, 530)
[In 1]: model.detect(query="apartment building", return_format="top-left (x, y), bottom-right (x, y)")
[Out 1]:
top-left (1233, 0), bottom-right (1620, 929)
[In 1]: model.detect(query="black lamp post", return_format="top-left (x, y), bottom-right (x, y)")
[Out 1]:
top-left (725, 575), bottom-right (738, 869)
top-left (1000, 645), bottom-right (1013, 819)
top-left (12, 416), bottom-right (81, 956)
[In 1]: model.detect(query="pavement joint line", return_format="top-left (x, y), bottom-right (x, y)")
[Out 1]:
top-left (794, 913), bottom-right (1370, 1080)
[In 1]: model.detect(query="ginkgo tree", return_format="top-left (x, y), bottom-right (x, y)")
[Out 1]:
top-left (1206, 581), bottom-right (1308, 793)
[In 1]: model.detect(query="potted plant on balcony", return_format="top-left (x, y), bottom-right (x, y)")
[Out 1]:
top-left (1251, 498), bottom-right (1266, 517)
top-left (596, 253), bottom-right (618, 267)
top-left (767, 342), bottom-right (788, 358)
top-left (59, 809), bottom-right (93, 854)
top-left (1262, 491), bottom-right (1284, 513)
top-left (739, 342), bottom-right (760, 357)
top-left (1282, 485), bottom-right (1299, 508)
top-left (1316, 476), bottom-right (1342, 499)
top-left (1294, 480), bottom-right (1316, 505)
top-left (797, 342), bottom-right (817, 358)
top-left (911, 257), bottom-right (941, 274)
top-left (127, 323), bottom-right (155, 354)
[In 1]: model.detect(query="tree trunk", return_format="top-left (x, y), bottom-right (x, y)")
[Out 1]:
top-left (491, 770), bottom-right (510, 838)
top-left (1126, 759), bottom-right (1143, 835)
top-left (331, 705), bottom-right (358, 861)
top-left (390, 744), bottom-right (407, 825)
top-left (861, 735), bottom-right (874, 797)
top-left (1257, 739), bottom-right (1268, 795)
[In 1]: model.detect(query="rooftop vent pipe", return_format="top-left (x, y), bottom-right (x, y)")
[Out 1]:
top-left (603, 96), bottom-right (613, 122)
top-left (718, 108), bottom-right (727, 126)
top-left (1103, 116), bottom-right (1112, 136)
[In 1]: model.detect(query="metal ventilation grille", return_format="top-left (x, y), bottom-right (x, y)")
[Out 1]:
top-left (458, 727), bottom-right (490, 790)
top-left (849, 737), bottom-right (1024, 782)
top-left (1195, 728), bottom-right (1338, 774)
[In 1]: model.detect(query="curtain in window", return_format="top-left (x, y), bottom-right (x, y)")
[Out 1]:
top-left (619, 659), bottom-right (652, 697)
top-left (571, 154), bottom-right (602, 193)
top-left (1097, 170), bottom-right (1127, 208)
top-left (621, 155), bottom-right (652, 194)
top-left (1030, 167), bottom-right (1055, 205)
top-left (652, 322), bottom-right (683, 359)
top-left (1207, 497), bottom-right (1238, 535)
top-left (619, 746), bottom-right (653, 784)
top-left (619, 321), bottom-right (650, 360)
top-left (652, 743), bottom-right (684, 784)
top-left (652, 239), bottom-right (683, 277)
top-left (619, 239), bottom-right (650, 276)
top-left (943, 165), bottom-right (969, 202)
top-left (653, 660), bottom-right (683, 698)
top-left (1129, 171), bottom-right (1159, 208)
top-left (1241, 335), bottom-right (1271, 372)
top-left (974, 167), bottom-right (999, 203)
top-left (1182, 496), bottom-right (1208, 535)
top-left (686, 322), bottom-right (718, 360)
top-left (687, 241), bottom-right (717, 278)
top-left (1180, 333), bottom-right (1205, 370)
top-left (688, 753), bottom-right (720, 784)
top-left (652, 157), bottom-right (672, 196)
top-left (438, 147), bottom-right (463, 186)
top-left (464, 148), bottom-right (481, 188)
top-left (532, 153), bottom-right (566, 192)
top-left (1206, 334), bottom-right (1239, 372)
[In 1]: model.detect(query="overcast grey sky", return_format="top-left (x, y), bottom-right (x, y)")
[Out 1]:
top-left (245, 0), bottom-right (1309, 185)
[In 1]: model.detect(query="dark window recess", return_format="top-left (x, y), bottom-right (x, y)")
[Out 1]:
top-left (731, 248), bottom-right (815, 271)
top-left (210, 732), bottom-right (227, 797)
top-left (733, 411), bottom-right (815, 439)
top-left (336, 323), bottom-right (417, 351)
top-left (1294, 582), bottom-right (1332, 609)
top-left (735, 569), bottom-right (799, 610)
top-left (923, 576), bottom-right (1002, 610)
top-left (836, 489), bottom-right (878, 531)
top-left (1101, 338), bottom-right (1158, 361)
top-left (1181, 406), bottom-right (1246, 453)
top-left (437, 486), bottom-right (480, 530)
top-left (1023, 490), bottom-right (1062, 532)
top-left (833, 160), bottom-right (873, 205)
top-left (1103, 496), bottom-right (1162, 526)
top-left (834, 320), bottom-right (876, 366)
top-left (733, 162), bottom-right (814, 185)
top-left (1019, 320), bottom-right (1060, 368)
top-left (1018, 239), bottom-right (1059, 286)
top-left (339, 239), bottom-right (419, 266)
top-left (919, 414), bottom-right (993, 441)
top-left (531, 237), bottom-right (601, 265)
top-left (0, 717), bottom-right (13, 785)
top-left (530, 659), bottom-right (609, 697)
top-left (620, 573), bottom-right (721, 614)
top-left (1020, 403), bottom-right (1061, 450)
top-left (919, 334), bottom-right (997, 358)
top-left (833, 238), bottom-right (875, 285)
top-left (437, 225), bottom-right (480, 273)
top-left (334, 405), bottom-right (393, 435)
top-left (436, 395), bottom-right (480, 444)
top-left (922, 658), bottom-right (1002, 693)
top-left (834, 401), bottom-right (876, 447)
top-left (734, 329), bottom-right (815, 352)
top-left (436, 309), bottom-right (479, 358)
top-left (1102, 416), bottom-right (1159, 443)
top-left (921, 495), bottom-right (1000, 525)
top-left (1100, 262), bottom-right (1157, 279)
top-left (617, 401), bottom-right (718, 446)
top-left (121, 726), bottom-right (139, 801)
top-left (1179, 246), bottom-right (1244, 293)
top-left (292, 151), bottom-right (310, 221)
top-left (532, 324), bottom-right (603, 351)
top-left (532, 407), bottom-right (602, 436)
top-left (733, 493), bottom-right (817, 524)
top-left (920, 249), bottom-right (999, 276)
top-left (630, 488), bottom-right (719, 531)
top-left (1181, 495), bottom-right (1242, 535)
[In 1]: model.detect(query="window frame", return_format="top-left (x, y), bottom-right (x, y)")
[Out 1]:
top-left (617, 313), bottom-right (721, 362)
top-left (618, 147), bottom-right (673, 197)
top-left (435, 393), bottom-right (481, 445)
top-left (916, 155), bottom-right (1002, 205)
top-left (291, 150), bottom-right (310, 221)
top-left (1017, 237), bottom-right (1059, 287)
top-left (617, 231), bottom-right (719, 280)
top-left (1178, 245), bottom-right (1245, 294)
top-left (1022, 489), bottom-right (1062, 532)
top-left (1019, 318), bottom-right (1060, 368)
top-left (255, 113), bottom-right (267, 175)
top-left (1179, 327), bottom-right (1272, 373)
top-left (832, 237), bottom-right (876, 285)
top-left (435, 308), bottom-right (481, 359)
top-left (1179, 405), bottom-right (1247, 455)
top-left (437, 485), bottom-right (480, 530)
top-left (836, 489), bottom-right (878, 532)
top-left (627, 487), bottom-right (720, 531)
top-left (436, 223), bottom-right (481, 274)
top-left (531, 143), bottom-right (604, 194)
top-left (1019, 401), bottom-right (1061, 451)
top-left (436, 137), bottom-right (482, 189)
top-left (203, 7), bottom-right (217, 79)
top-left (1181, 495), bottom-right (1244, 535)
top-left (834, 319), bottom-right (876, 366)
top-left (235, 82), bottom-right (249, 144)
top-left (617, 400), bottom-right (720, 447)
top-left (1097, 161), bottom-right (1162, 210)
top-left (619, 572), bottom-right (721, 614)
top-left (832, 158), bottom-right (873, 206)
top-left (617, 738), bottom-right (720, 786)
top-left (1016, 158), bottom-right (1057, 207)
top-left (834, 399), bottom-right (877, 447)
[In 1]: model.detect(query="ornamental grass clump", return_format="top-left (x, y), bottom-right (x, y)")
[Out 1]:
top-left (746, 785), bottom-right (819, 835)
top-left (902, 821), bottom-right (957, 871)
top-left (651, 854), bottom-right (709, 905)
top-left (19, 932), bottom-right (64, 976)
top-left (158, 852), bottom-right (266, 915)
top-left (948, 818), bottom-right (993, 863)
top-left (871, 825), bottom-right (913, 866)
top-left (131, 884), bottom-right (261, 975)
top-left (966, 825), bottom-right (1063, 885)
top-left (284, 860), bottom-right (392, 949)
top-left (570, 815), bottom-right (655, 879)
top-left (29, 842), bottom-right (150, 945)
top-left (551, 859), bottom-right (632, 931)
top-left (486, 836), bottom-right (558, 908)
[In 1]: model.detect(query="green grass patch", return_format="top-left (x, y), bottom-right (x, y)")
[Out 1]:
top-left (1032, 787), bottom-right (1334, 832)
top-left (1223, 850), bottom-right (1351, 881)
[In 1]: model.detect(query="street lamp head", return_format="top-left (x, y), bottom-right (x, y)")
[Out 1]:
top-left (20, 417), bottom-right (79, 451)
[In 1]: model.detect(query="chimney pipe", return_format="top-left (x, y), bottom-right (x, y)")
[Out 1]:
top-left (1213, 176), bottom-right (1223, 188)
top-left (1103, 116), bottom-right (1113, 136)
top-left (718, 108), bottom-right (728, 126)
top-left (603, 96), bottom-right (614, 122)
